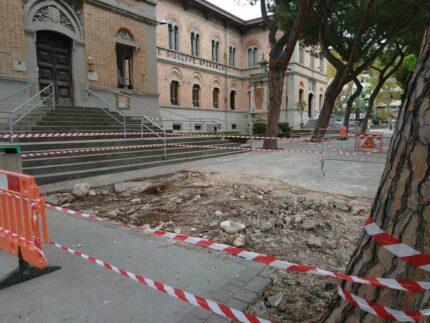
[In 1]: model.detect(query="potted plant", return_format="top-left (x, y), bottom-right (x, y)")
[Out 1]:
top-left (296, 100), bottom-right (307, 128)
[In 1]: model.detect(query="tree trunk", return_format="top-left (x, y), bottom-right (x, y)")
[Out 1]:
top-left (312, 73), bottom-right (345, 140)
top-left (361, 88), bottom-right (379, 133)
top-left (263, 68), bottom-right (285, 149)
top-left (322, 21), bottom-right (430, 322)
top-left (343, 77), bottom-right (363, 130)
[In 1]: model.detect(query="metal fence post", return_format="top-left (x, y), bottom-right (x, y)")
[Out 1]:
top-left (163, 130), bottom-right (167, 160)
top-left (8, 113), bottom-right (13, 143)
top-left (123, 115), bottom-right (126, 138)
top-left (52, 83), bottom-right (56, 110)
top-left (140, 118), bottom-right (143, 138)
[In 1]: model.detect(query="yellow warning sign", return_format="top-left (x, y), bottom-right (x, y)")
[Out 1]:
top-left (361, 137), bottom-right (375, 149)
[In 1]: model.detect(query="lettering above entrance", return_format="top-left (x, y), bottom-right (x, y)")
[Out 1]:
top-left (23, 0), bottom-right (84, 41)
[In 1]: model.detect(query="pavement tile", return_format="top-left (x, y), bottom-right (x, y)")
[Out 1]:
top-left (243, 276), bottom-right (271, 294)
top-left (233, 289), bottom-right (259, 304)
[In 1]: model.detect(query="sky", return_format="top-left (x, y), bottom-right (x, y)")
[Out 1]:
top-left (205, 0), bottom-right (262, 21)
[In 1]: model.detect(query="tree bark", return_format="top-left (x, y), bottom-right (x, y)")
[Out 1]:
top-left (343, 77), bottom-right (363, 130)
top-left (261, 0), bottom-right (314, 149)
top-left (263, 68), bottom-right (285, 149)
top-left (322, 20), bottom-right (430, 322)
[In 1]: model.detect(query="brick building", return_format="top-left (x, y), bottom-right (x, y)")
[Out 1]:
top-left (155, 0), bottom-right (328, 131)
top-left (0, 0), bottom-right (159, 118)
top-left (0, 0), bottom-right (327, 132)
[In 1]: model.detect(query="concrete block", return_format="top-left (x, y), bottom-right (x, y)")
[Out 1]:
top-left (205, 314), bottom-right (231, 323)
top-left (243, 276), bottom-right (271, 294)
top-left (233, 289), bottom-right (259, 304)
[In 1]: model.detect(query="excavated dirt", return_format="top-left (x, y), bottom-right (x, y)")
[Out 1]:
top-left (47, 171), bottom-right (372, 322)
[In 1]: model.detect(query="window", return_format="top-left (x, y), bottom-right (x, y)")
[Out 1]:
top-left (299, 88), bottom-right (304, 102)
top-left (116, 44), bottom-right (134, 89)
top-left (192, 84), bottom-right (200, 107)
top-left (212, 39), bottom-right (220, 62)
top-left (213, 87), bottom-right (220, 108)
top-left (229, 46), bottom-right (236, 66)
top-left (170, 80), bottom-right (179, 105)
top-left (168, 23), bottom-right (179, 51)
top-left (194, 124), bottom-right (202, 131)
top-left (230, 90), bottom-right (236, 110)
top-left (173, 124), bottom-right (182, 131)
top-left (231, 124), bottom-right (237, 130)
top-left (248, 91), bottom-right (251, 111)
top-left (247, 46), bottom-right (258, 68)
top-left (191, 32), bottom-right (200, 57)
top-left (299, 46), bottom-right (305, 65)
top-left (320, 56), bottom-right (325, 72)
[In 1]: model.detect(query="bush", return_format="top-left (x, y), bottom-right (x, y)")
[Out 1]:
top-left (278, 122), bottom-right (290, 136)
top-left (253, 122), bottom-right (266, 134)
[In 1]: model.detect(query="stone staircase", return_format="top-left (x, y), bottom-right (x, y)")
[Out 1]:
top-left (0, 106), bottom-right (245, 184)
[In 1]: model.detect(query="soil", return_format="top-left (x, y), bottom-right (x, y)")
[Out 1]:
top-left (47, 171), bottom-right (372, 322)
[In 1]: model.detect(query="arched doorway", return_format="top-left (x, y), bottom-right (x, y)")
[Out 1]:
top-left (36, 31), bottom-right (73, 106)
top-left (308, 93), bottom-right (314, 118)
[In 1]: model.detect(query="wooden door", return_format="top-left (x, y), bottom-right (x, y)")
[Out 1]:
top-left (36, 31), bottom-right (73, 106)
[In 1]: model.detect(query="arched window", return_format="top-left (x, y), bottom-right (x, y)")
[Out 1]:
top-left (229, 45), bottom-right (236, 67)
top-left (213, 87), bottom-right (220, 108)
top-left (170, 81), bottom-right (180, 105)
top-left (299, 46), bottom-right (305, 65)
top-left (191, 31), bottom-right (200, 57)
top-left (212, 39), bottom-right (220, 62)
top-left (168, 23), bottom-right (179, 51)
top-left (192, 84), bottom-right (200, 107)
top-left (230, 90), bottom-right (236, 110)
top-left (247, 46), bottom-right (258, 68)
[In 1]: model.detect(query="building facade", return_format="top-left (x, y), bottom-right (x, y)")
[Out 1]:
top-left (0, 0), bottom-right (159, 118)
top-left (155, 0), bottom-right (328, 132)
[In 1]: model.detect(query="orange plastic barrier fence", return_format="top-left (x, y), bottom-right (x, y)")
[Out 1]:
top-left (0, 170), bottom-right (48, 269)
top-left (339, 127), bottom-right (347, 137)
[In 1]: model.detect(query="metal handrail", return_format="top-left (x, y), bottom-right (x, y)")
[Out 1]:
top-left (8, 83), bottom-right (54, 143)
top-left (86, 89), bottom-right (167, 159)
top-left (0, 82), bottom-right (37, 106)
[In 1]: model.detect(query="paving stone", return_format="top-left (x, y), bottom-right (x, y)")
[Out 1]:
top-left (211, 288), bottom-right (234, 302)
top-left (233, 289), bottom-right (259, 304)
top-left (222, 282), bottom-right (241, 294)
top-left (177, 313), bottom-right (204, 323)
top-left (257, 266), bottom-right (277, 280)
top-left (228, 278), bottom-right (247, 288)
top-left (225, 298), bottom-right (248, 312)
top-left (243, 276), bottom-right (271, 294)
top-left (236, 267), bottom-right (263, 283)
top-left (205, 314), bottom-right (231, 323)
top-left (189, 308), bottom-right (212, 320)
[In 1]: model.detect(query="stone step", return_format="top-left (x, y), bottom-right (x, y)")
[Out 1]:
top-left (22, 141), bottom-right (240, 167)
top-left (30, 150), bottom-right (243, 185)
top-left (30, 126), bottom-right (154, 131)
top-left (11, 136), bottom-right (227, 151)
top-left (24, 145), bottom-right (241, 175)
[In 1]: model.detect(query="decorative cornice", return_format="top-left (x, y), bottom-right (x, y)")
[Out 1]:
top-left (85, 0), bottom-right (158, 26)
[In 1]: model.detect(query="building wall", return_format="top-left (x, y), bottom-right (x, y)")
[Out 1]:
top-left (155, 0), bottom-right (328, 130)
top-left (0, 1), bottom-right (27, 80)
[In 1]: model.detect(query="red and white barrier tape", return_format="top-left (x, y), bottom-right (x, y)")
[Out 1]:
top-left (166, 143), bottom-right (318, 155)
top-left (0, 131), bottom-right (311, 142)
top-left (21, 143), bottom-right (318, 159)
top-left (337, 287), bottom-right (429, 322)
top-left (21, 144), bottom-right (166, 158)
top-left (364, 217), bottom-right (430, 272)
top-left (46, 204), bottom-right (430, 292)
top-left (48, 240), bottom-right (270, 323)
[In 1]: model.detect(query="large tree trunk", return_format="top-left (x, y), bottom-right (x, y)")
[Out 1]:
top-left (343, 77), bottom-right (363, 130)
top-left (263, 68), bottom-right (285, 149)
top-left (312, 72), bottom-right (345, 140)
top-left (322, 21), bottom-right (430, 322)
top-left (360, 85), bottom-right (380, 133)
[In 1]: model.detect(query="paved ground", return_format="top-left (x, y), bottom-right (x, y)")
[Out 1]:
top-left (1, 138), bottom-right (388, 323)
top-left (0, 209), bottom-right (270, 323)
top-left (41, 140), bottom-right (387, 197)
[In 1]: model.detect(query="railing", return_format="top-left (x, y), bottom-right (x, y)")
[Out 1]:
top-left (86, 89), bottom-right (167, 159)
top-left (109, 89), bottom-right (250, 134)
top-left (0, 82), bottom-right (37, 106)
top-left (0, 83), bottom-right (55, 143)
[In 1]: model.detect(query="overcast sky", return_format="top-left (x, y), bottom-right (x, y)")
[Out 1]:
top-left (205, 0), bottom-right (262, 20)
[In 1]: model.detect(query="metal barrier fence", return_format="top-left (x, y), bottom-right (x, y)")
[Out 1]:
top-left (320, 133), bottom-right (391, 176)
